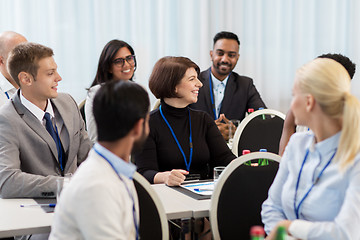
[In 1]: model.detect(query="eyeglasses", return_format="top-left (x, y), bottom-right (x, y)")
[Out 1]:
top-left (112, 55), bottom-right (136, 67)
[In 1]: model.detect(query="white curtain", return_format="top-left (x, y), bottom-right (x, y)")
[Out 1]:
top-left (1, 0), bottom-right (359, 113)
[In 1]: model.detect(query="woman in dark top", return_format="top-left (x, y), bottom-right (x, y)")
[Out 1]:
top-left (134, 56), bottom-right (236, 186)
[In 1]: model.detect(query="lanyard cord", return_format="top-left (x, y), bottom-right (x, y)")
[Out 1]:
top-left (208, 74), bottom-right (217, 120)
top-left (208, 72), bottom-right (231, 120)
top-left (159, 105), bottom-right (193, 172)
top-left (4, 92), bottom-right (10, 99)
top-left (94, 148), bottom-right (139, 240)
top-left (294, 149), bottom-right (337, 219)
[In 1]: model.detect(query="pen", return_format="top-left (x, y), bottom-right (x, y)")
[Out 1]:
top-left (194, 188), bottom-right (213, 192)
top-left (20, 204), bottom-right (56, 208)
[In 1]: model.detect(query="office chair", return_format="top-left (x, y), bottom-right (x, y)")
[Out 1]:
top-left (210, 152), bottom-right (281, 240)
top-left (133, 172), bottom-right (169, 240)
top-left (232, 109), bottom-right (285, 156)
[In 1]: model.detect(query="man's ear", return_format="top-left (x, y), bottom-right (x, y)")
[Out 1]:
top-left (210, 50), bottom-right (213, 60)
top-left (132, 118), bottom-right (144, 139)
top-left (306, 94), bottom-right (315, 112)
top-left (18, 72), bottom-right (33, 87)
top-left (0, 56), bottom-right (4, 66)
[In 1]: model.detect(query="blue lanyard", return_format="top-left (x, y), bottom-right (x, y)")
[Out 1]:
top-left (208, 72), bottom-right (231, 120)
top-left (4, 92), bottom-right (10, 99)
top-left (294, 148), bottom-right (336, 219)
top-left (94, 148), bottom-right (139, 240)
top-left (208, 74), bottom-right (217, 120)
top-left (159, 105), bottom-right (193, 171)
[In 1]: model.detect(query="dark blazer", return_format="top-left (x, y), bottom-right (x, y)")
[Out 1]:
top-left (0, 90), bottom-right (92, 198)
top-left (190, 68), bottom-right (266, 121)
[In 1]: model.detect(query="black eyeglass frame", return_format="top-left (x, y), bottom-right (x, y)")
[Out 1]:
top-left (112, 55), bottom-right (136, 67)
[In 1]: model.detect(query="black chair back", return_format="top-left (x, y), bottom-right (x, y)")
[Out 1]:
top-left (210, 152), bottom-right (280, 240)
top-left (232, 109), bottom-right (285, 156)
top-left (133, 172), bottom-right (169, 240)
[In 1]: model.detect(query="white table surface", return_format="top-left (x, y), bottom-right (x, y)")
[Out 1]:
top-left (0, 198), bottom-right (54, 238)
top-left (152, 184), bottom-right (210, 219)
top-left (0, 184), bottom-right (210, 237)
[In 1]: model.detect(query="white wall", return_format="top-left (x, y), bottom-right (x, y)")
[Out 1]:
top-left (1, 0), bottom-right (360, 113)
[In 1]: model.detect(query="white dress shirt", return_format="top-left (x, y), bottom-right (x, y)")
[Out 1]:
top-left (19, 90), bottom-right (64, 130)
top-left (262, 131), bottom-right (360, 240)
top-left (211, 73), bottom-right (229, 118)
top-left (0, 74), bottom-right (17, 107)
top-left (50, 144), bottom-right (139, 240)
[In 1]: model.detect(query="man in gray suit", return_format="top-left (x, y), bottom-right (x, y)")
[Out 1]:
top-left (0, 42), bottom-right (92, 198)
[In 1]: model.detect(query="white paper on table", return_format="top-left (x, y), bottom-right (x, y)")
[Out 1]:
top-left (180, 181), bottom-right (214, 196)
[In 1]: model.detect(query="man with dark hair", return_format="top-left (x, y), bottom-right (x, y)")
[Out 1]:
top-left (50, 81), bottom-right (150, 239)
top-left (278, 53), bottom-right (356, 156)
top-left (190, 31), bottom-right (266, 140)
top-left (0, 31), bottom-right (27, 106)
top-left (0, 42), bottom-right (92, 198)
top-left (318, 53), bottom-right (356, 79)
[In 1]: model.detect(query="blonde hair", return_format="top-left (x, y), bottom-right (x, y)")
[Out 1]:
top-left (296, 58), bottom-right (360, 170)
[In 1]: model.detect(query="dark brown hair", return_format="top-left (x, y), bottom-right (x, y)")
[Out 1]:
top-left (149, 56), bottom-right (200, 99)
top-left (7, 42), bottom-right (53, 86)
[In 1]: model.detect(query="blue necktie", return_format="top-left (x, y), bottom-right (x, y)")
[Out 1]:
top-left (44, 112), bottom-right (63, 171)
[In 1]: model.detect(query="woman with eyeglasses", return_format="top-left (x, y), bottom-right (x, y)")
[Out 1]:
top-left (85, 40), bottom-right (137, 142)
top-left (261, 58), bottom-right (360, 240)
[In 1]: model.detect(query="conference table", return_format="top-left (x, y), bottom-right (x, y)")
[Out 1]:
top-left (0, 198), bottom-right (53, 238)
top-left (0, 183), bottom-right (211, 238)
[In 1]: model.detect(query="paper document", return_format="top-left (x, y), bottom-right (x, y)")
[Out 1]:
top-left (180, 181), bottom-right (214, 196)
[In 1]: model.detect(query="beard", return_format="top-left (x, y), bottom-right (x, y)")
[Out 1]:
top-left (131, 126), bottom-right (148, 155)
top-left (214, 62), bottom-right (233, 76)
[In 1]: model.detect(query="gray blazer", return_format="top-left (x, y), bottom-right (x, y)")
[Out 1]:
top-left (0, 90), bottom-right (92, 198)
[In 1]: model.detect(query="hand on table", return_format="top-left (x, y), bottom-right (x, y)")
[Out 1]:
top-left (155, 169), bottom-right (188, 186)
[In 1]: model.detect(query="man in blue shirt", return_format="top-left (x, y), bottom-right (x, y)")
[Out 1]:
top-left (50, 81), bottom-right (150, 239)
top-left (190, 31), bottom-right (266, 140)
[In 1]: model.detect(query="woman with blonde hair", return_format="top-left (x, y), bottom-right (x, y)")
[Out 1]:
top-left (262, 58), bottom-right (360, 239)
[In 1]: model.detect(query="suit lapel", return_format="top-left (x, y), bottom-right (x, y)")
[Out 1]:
top-left (220, 72), bottom-right (237, 115)
top-left (11, 91), bottom-right (58, 160)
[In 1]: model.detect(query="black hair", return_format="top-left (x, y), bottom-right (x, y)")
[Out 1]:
top-left (317, 53), bottom-right (356, 79)
top-left (90, 40), bottom-right (136, 88)
top-left (213, 31), bottom-right (240, 46)
top-left (93, 81), bottom-right (149, 141)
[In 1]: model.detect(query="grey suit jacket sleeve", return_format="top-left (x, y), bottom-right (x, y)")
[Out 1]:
top-left (68, 95), bottom-right (93, 165)
top-left (0, 112), bottom-right (61, 198)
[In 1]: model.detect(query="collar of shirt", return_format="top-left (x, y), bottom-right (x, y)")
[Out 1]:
top-left (0, 74), bottom-right (16, 93)
top-left (19, 90), bottom-right (55, 122)
top-left (93, 143), bottom-right (137, 180)
top-left (308, 130), bottom-right (341, 155)
top-left (0, 74), bottom-right (17, 97)
top-left (211, 72), bottom-right (229, 90)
